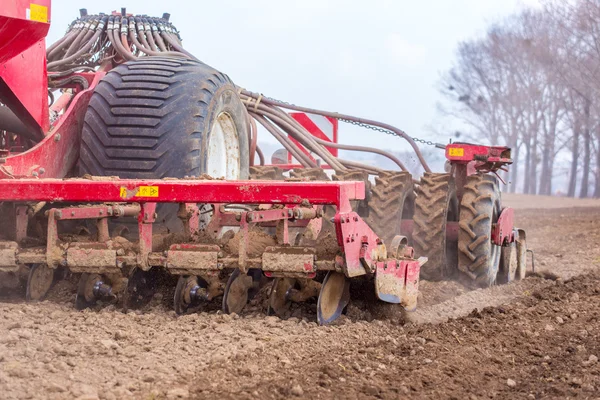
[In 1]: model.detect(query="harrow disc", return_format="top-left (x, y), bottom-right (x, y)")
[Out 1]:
top-left (317, 271), bottom-right (350, 325)
top-left (25, 264), bottom-right (54, 301)
top-left (76, 273), bottom-right (115, 310)
top-left (173, 275), bottom-right (208, 315)
top-left (222, 268), bottom-right (263, 315)
top-left (123, 268), bottom-right (158, 310)
top-left (268, 278), bottom-right (296, 317)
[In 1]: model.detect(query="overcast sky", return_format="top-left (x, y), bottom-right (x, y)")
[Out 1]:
top-left (48, 0), bottom-right (539, 157)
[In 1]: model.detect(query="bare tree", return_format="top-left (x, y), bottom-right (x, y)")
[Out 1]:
top-left (440, 1), bottom-right (600, 197)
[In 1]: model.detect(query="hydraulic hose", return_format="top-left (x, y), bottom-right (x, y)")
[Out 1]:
top-left (142, 19), bottom-right (159, 51)
top-left (47, 27), bottom-right (79, 60)
top-left (310, 135), bottom-right (407, 171)
top-left (109, 18), bottom-right (136, 61)
top-left (241, 90), bottom-right (432, 172)
top-left (135, 18), bottom-right (153, 51)
top-left (128, 19), bottom-right (188, 58)
top-left (255, 145), bottom-right (265, 166)
top-left (244, 98), bottom-right (346, 171)
top-left (161, 32), bottom-right (198, 61)
top-left (47, 18), bottom-right (105, 70)
top-left (63, 22), bottom-right (90, 58)
top-left (250, 113), bottom-right (316, 168)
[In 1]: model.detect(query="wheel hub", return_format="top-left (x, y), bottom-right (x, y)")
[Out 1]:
top-left (207, 112), bottom-right (240, 179)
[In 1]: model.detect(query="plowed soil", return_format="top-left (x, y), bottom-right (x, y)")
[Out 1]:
top-left (1, 195), bottom-right (600, 400)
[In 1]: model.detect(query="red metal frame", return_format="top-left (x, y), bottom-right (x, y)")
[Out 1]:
top-left (0, 179), bottom-right (364, 212)
top-left (0, 177), bottom-right (415, 289)
top-left (491, 208), bottom-right (515, 246)
top-left (0, 66), bottom-right (109, 178)
top-left (0, 0), bottom-right (51, 134)
top-left (446, 142), bottom-right (512, 183)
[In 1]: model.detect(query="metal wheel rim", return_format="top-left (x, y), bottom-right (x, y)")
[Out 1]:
top-left (207, 112), bottom-right (240, 179)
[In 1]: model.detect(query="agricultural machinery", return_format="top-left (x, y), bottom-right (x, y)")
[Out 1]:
top-left (0, 1), bottom-right (528, 325)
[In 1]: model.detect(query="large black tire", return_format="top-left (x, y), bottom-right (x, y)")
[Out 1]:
top-left (457, 174), bottom-right (502, 287)
top-left (412, 173), bottom-right (459, 281)
top-left (79, 57), bottom-right (249, 233)
top-left (365, 171), bottom-right (414, 247)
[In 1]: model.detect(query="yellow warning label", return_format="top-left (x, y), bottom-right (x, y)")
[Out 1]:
top-left (119, 186), bottom-right (159, 199)
top-left (448, 147), bottom-right (465, 157)
top-left (30, 4), bottom-right (48, 23)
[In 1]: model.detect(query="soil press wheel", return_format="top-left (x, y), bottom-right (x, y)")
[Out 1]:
top-left (457, 174), bottom-right (502, 288)
top-left (78, 57), bottom-right (249, 308)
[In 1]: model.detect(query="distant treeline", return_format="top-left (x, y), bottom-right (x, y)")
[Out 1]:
top-left (440, 0), bottom-right (600, 197)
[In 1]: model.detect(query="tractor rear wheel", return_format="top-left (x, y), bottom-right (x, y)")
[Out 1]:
top-left (365, 171), bottom-right (414, 247)
top-left (79, 57), bottom-right (249, 233)
top-left (412, 173), bottom-right (459, 281)
top-left (457, 174), bottom-right (502, 287)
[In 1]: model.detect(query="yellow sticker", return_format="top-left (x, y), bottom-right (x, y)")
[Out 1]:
top-left (119, 186), bottom-right (159, 199)
top-left (448, 147), bottom-right (465, 157)
top-left (30, 4), bottom-right (48, 23)
top-left (137, 186), bottom-right (159, 197)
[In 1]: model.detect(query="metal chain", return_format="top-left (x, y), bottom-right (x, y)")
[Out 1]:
top-left (338, 118), bottom-right (442, 148)
top-left (263, 95), bottom-right (444, 148)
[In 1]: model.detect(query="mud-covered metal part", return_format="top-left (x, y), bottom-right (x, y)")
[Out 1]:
top-left (75, 273), bottom-right (116, 310)
top-left (66, 244), bottom-right (118, 273)
top-left (289, 167), bottom-right (329, 182)
top-left (222, 268), bottom-right (263, 314)
top-left (0, 241), bottom-right (19, 272)
top-left (262, 247), bottom-right (317, 276)
top-left (249, 166), bottom-right (285, 181)
top-left (497, 242), bottom-right (517, 284)
top-left (497, 225), bottom-right (526, 284)
top-left (388, 235), bottom-right (413, 259)
top-left (26, 264), bottom-right (55, 301)
top-left (412, 173), bottom-right (459, 281)
top-left (317, 271), bottom-right (350, 325)
top-left (516, 229), bottom-right (528, 279)
top-left (166, 244), bottom-right (220, 275)
top-left (374, 257), bottom-right (424, 311)
top-left (174, 275), bottom-right (208, 315)
top-left (268, 277), bottom-right (296, 316)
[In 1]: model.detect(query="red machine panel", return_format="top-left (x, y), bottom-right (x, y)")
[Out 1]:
top-left (0, 0), bottom-right (51, 134)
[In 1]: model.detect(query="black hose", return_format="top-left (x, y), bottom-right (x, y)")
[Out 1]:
top-left (242, 90), bottom-right (432, 172)
top-left (48, 75), bottom-right (90, 90)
